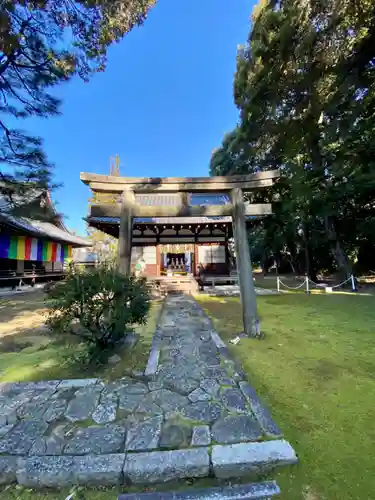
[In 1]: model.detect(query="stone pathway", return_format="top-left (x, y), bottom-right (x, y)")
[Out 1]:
top-left (200, 285), bottom-right (277, 296)
top-left (0, 294), bottom-right (296, 488)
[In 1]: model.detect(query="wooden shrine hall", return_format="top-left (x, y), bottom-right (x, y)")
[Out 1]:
top-left (81, 170), bottom-right (279, 337)
top-left (81, 171), bottom-right (278, 278)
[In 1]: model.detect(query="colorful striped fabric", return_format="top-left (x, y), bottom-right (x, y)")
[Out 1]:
top-left (0, 234), bottom-right (72, 262)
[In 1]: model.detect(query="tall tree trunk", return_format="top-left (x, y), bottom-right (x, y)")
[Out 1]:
top-left (308, 125), bottom-right (352, 281)
top-left (260, 252), bottom-right (267, 276)
top-left (325, 216), bottom-right (352, 280)
top-left (288, 258), bottom-right (296, 274)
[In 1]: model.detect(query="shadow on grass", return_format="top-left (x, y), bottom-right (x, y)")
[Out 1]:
top-left (0, 299), bottom-right (164, 383)
top-left (0, 290), bottom-right (47, 322)
top-left (196, 293), bottom-right (375, 500)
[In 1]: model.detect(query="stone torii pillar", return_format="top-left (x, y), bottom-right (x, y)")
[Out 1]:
top-left (231, 187), bottom-right (260, 337)
top-left (118, 189), bottom-right (134, 276)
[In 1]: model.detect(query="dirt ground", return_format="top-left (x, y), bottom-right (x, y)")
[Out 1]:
top-left (0, 290), bottom-right (162, 383)
top-left (0, 291), bottom-right (49, 346)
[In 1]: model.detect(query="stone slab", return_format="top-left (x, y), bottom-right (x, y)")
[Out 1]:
top-left (17, 454), bottom-right (125, 487)
top-left (200, 378), bottom-right (220, 397)
top-left (119, 492), bottom-right (173, 500)
top-left (181, 401), bottom-right (223, 423)
top-left (92, 403), bottom-right (117, 424)
top-left (43, 399), bottom-right (69, 423)
top-left (64, 425), bottom-right (126, 455)
top-left (239, 382), bottom-right (282, 438)
top-left (0, 381), bottom-right (60, 392)
top-left (126, 416), bottom-right (163, 451)
top-left (188, 388), bottom-right (211, 403)
top-left (210, 331), bottom-right (226, 349)
top-left (221, 387), bottom-right (248, 413)
top-left (0, 420), bottom-right (48, 455)
top-left (58, 379), bottom-right (99, 389)
top-left (144, 348), bottom-right (160, 377)
top-left (0, 425), bottom-right (15, 439)
top-left (191, 425), bottom-right (211, 447)
top-left (126, 382), bottom-right (149, 395)
top-left (118, 481), bottom-right (281, 500)
top-left (211, 440), bottom-right (298, 479)
top-left (211, 415), bottom-right (263, 444)
top-left (64, 386), bottom-right (102, 422)
top-left (123, 448), bottom-right (210, 484)
top-left (29, 435), bottom-right (65, 456)
top-left (0, 456), bottom-right (19, 485)
top-left (159, 423), bottom-right (192, 450)
top-left (145, 389), bottom-right (189, 416)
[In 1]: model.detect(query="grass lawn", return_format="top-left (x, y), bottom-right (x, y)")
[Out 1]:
top-left (196, 293), bottom-right (375, 500)
top-left (2, 291), bottom-right (374, 499)
top-left (0, 291), bottom-right (162, 383)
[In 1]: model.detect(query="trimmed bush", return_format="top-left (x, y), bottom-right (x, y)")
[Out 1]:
top-left (46, 263), bottom-right (150, 349)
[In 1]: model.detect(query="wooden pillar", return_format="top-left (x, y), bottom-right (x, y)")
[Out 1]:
top-left (16, 260), bottom-right (24, 275)
top-left (156, 244), bottom-right (161, 276)
top-left (118, 189), bottom-right (135, 276)
top-left (231, 187), bottom-right (260, 337)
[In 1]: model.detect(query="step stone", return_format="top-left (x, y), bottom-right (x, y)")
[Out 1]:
top-left (16, 454), bottom-right (125, 487)
top-left (123, 448), bottom-right (210, 484)
top-left (118, 480), bottom-right (281, 500)
top-left (212, 440), bottom-right (297, 479)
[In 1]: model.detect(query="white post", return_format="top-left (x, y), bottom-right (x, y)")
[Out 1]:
top-left (277, 276), bottom-right (280, 293)
top-left (351, 274), bottom-right (356, 292)
top-left (305, 275), bottom-right (310, 294)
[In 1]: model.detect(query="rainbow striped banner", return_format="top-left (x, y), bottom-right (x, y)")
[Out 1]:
top-left (0, 234), bottom-right (72, 262)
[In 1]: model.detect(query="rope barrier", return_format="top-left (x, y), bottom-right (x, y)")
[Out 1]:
top-left (277, 274), bottom-right (357, 293)
top-left (305, 278), bottom-right (319, 287)
top-left (330, 276), bottom-right (352, 289)
top-left (278, 277), bottom-right (307, 290)
top-left (307, 276), bottom-right (352, 289)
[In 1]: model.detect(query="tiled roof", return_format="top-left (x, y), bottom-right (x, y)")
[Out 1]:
top-left (0, 213), bottom-right (90, 246)
top-left (0, 189), bottom-right (89, 246)
top-left (89, 216), bottom-right (256, 225)
top-left (133, 194), bottom-right (231, 206)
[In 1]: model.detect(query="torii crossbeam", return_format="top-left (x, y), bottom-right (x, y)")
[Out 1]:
top-left (81, 170), bottom-right (280, 338)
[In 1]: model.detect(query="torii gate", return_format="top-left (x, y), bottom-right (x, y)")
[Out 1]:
top-left (81, 171), bottom-right (279, 337)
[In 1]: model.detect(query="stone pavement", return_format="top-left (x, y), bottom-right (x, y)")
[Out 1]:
top-left (200, 285), bottom-right (277, 297)
top-left (0, 294), bottom-right (296, 488)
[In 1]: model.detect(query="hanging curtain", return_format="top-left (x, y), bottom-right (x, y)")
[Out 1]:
top-left (0, 234), bottom-right (71, 262)
top-left (159, 243), bottom-right (194, 253)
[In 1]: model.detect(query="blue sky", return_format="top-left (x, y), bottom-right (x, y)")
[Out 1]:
top-left (28, 0), bottom-right (254, 234)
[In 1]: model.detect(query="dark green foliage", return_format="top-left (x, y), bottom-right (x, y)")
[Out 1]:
top-left (211, 0), bottom-right (375, 279)
top-left (0, 0), bottom-right (155, 203)
top-left (46, 264), bottom-right (150, 350)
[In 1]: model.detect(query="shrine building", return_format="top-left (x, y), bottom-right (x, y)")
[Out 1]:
top-left (0, 189), bottom-right (89, 287)
top-left (82, 177), bottom-right (275, 277)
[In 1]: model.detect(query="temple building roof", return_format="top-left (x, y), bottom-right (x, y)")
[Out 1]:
top-left (89, 216), bottom-right (256, 225)
top-left (133, 193), bottom-right (231, 206)
top-left (0, 190), bottom-right (89, 247)
top-left (87, 193), bottom-right (258, 226)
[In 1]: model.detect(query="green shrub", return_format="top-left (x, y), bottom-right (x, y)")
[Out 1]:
top-left (46, 263), bottom-right (150, 350)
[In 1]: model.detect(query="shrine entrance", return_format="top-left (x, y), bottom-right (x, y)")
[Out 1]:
top-left (163, 252), bottom-right (187, 275)
top-left (159, 243), bottom-right (194, 276)
top-left (81, 171), bottom-right (279, 337)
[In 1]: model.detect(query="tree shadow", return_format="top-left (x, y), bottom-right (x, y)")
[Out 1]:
top-left (0, 290), bottom-right (47, 324)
